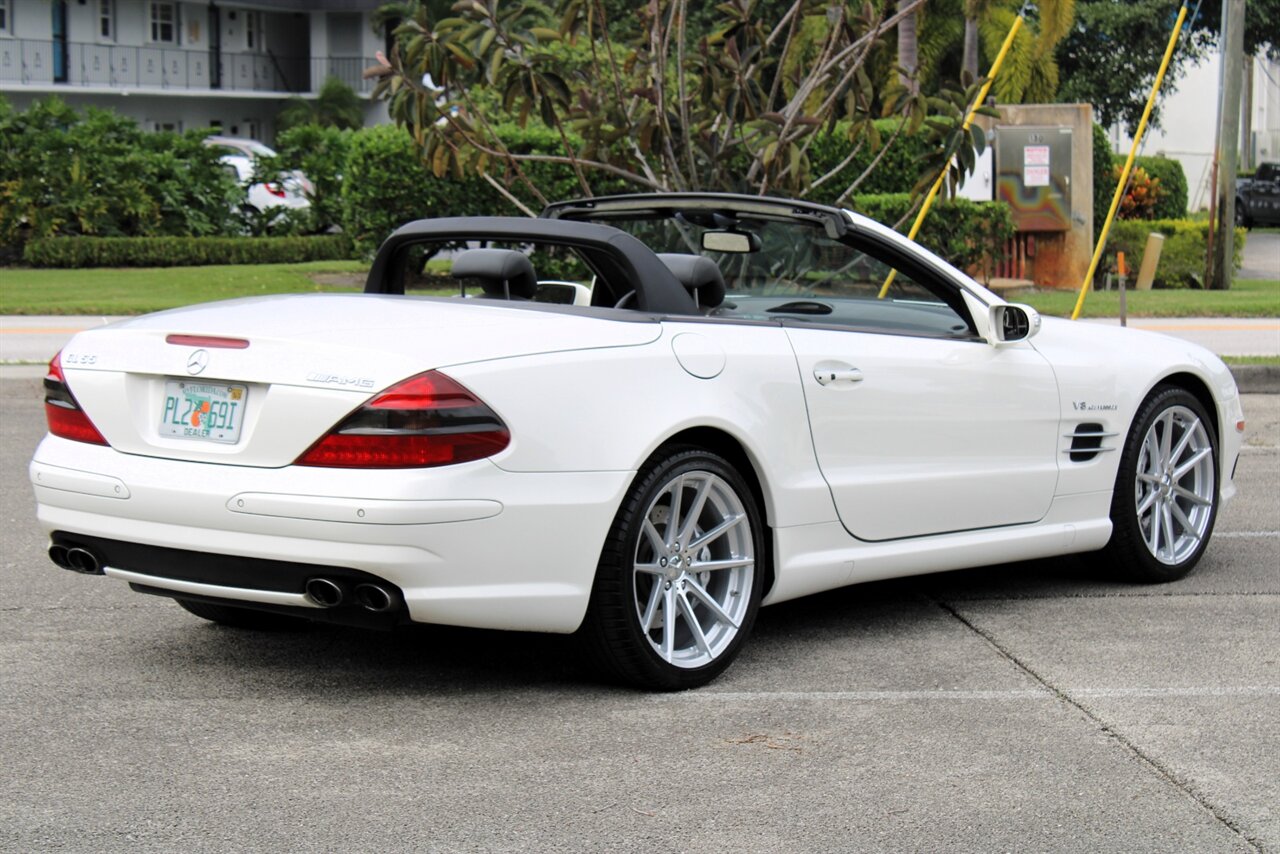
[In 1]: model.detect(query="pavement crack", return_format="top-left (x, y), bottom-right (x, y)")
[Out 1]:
top-left (933, 596), bottom-right (1265, 853)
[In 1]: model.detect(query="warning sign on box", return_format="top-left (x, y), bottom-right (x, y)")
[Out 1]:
top-left (1024, 145), bottom-right (1050, 167)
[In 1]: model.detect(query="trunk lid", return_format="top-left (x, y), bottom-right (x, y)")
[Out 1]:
top-left (57, 293), bottom-right (660, 467)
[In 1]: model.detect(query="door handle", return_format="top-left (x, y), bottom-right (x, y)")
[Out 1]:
top-left (814, 367), bottom-right (863, 385)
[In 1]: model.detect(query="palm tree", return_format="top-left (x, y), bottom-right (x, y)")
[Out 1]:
top-left (979, 0), bottom-right (1076, 103)
top-left (898, 0), bottom-right (920, 94)
top-left (276, 77), bottom-right (364, 133)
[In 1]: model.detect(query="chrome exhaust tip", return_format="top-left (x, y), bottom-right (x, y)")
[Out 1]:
top-left (352, 583), bottom-right (394, 613)
top-left (304, 577), bottom-right (345, 608)
top-left (65, 547), bottom-right (103, 575)
top-left (48, 544), bottom-right (71, 569)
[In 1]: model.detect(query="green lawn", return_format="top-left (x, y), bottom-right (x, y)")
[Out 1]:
top-left (1, 261), bottom-right (1277, 317)
top-left (1016, 278), bottom-right (1280, 319)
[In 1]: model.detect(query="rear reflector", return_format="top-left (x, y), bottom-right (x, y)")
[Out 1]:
top-left (166, 334), bottom-right (250, 349)
top-left (295, 371), bottom-right (509, 468)
top-left (44, 351), bottom-right (108, 446)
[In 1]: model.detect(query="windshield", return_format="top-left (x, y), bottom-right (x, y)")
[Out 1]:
top-left (561, 204), bottom-right (976, 339)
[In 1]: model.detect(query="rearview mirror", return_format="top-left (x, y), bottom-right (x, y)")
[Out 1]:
top-left (702, 230), bottom-right (760, 253)
top-left (989, 303), bottom-right (1041, 344)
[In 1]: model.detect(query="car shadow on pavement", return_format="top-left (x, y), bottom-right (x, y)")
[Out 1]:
top-left (131, 555), bottom-right (1124, 695)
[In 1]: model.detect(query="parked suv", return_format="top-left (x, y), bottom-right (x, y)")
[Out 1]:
top-left (1235, 162), bottom-right (1280, 228)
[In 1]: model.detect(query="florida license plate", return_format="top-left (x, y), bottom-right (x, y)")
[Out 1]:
top-left (159, 380), bottom-right (247, 444)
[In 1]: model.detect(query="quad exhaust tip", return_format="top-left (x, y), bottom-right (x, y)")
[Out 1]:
top-left (353, 583), bottom-right (394, 613)
top-left (304, 577), bottom-right (345, 608)
top-left (49, 544), bottom-right (104, 575)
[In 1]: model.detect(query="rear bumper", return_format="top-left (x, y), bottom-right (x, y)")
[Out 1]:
top-left (32, 435), bottom-right (632, 633)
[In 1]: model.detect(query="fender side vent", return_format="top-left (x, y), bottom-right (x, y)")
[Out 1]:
top-left (1065, 422), bottom-right (1118, 462)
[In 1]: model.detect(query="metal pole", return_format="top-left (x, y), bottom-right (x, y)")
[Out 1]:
top-left (1209, 0), bottom-right (1246, 290)
top-left (1071, 2), bottom-right (1189, 320)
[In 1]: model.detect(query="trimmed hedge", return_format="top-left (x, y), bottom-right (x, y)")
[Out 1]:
top-left (23, 235), bottom-right (356, 268)
top-left (851, 193), bottom-right (1015, 277)
top-left (1107, 220), bottom-right (1244, 288)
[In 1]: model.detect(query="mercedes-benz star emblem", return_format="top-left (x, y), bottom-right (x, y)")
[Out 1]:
top-left (186, 349), bottom-right (210, 375)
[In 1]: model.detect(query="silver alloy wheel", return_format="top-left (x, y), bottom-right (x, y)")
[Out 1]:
top-left (1134, 404), bottom-right (1216, 565)
top-left (632, 470), bottom-right (755, 668)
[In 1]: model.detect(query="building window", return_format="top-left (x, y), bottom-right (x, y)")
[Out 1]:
top-left (151, 120), bottom-right (182, 132)
top-left (150, 2), bottom-right (176, 44)
top-left (99, 0), bottom-right (113, 40)
top-left (245, 11), bottom-right (262, 51)
top-left (0, 0), bottom-right (10, 35)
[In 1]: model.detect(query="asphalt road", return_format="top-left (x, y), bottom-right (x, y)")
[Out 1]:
top-left (1, 375), bottom-right (1277, 853)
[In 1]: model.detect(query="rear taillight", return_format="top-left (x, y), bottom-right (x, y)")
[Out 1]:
top-left (265, 182), bottom-right (286, 198)
top-left (295, 371), bottom-right (509, 468)
top-left (44, 351), bottom-right (108, 446)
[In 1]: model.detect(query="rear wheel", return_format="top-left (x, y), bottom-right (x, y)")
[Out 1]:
top-left (581, 447), bottom-right (764, 690)
top-left (1235, 201), bottom-right (1252, 229)
top-left (1101, 386), bottom-right (1219, 582)
top-left (176, 598), bottom-right (313, 631)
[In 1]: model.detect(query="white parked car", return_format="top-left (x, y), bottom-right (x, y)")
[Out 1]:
top-left (204, 137), bottom-right (312, 217)
top-left (30, 194), bottom-right (1243, 689)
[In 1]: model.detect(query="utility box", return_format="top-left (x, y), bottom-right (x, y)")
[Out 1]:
top-left (996, 126), bottom-right (1073, 232)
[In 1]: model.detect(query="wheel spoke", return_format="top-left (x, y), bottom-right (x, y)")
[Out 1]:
top-left (640, 581), bottom-right (663, 632)
top-left (1136, 488), bottom-right (1160, 517)
top-left (1158, 411), bottom-right (1174, 466)
top-left (1173, 484), bottom-right (1212, 506)
top-left (1160, 502), bottom-right (1177, 559)
top-left (1170, 501), bottom-right (1200, 541)
top-left (675, 477), bottom-right (712, 548)
top-left (661, 587), bottom-right (676, 662)
top-left (685, 577), bottom-right (739, 629)
top-left (642, 519), bottom-right (666, 555)
top-left (1136, 473), bottom-right (1162, 486)
top-left (665, 476), bottom-right (685, 547)
top-left (687, 513), bottom-right (745, 551)
top-left (677, 593), bottom-right (711, 657)
top-left (1141, 432), bottom-right (1161, 473)
top-left (1168, 417), bottom-right (1198, 465)
top-left (1145, 500), bottom-right (1161, 554)
top-left (1173, 446), bottom-right (1212, 479)
top-left (689, 557), bottom-right (754, 572)
top-left (635, 562), bottom-right (664, 576)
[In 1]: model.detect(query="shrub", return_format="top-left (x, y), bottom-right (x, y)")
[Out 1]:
top-left (1107, 219), bottom-right (1244, 288)
top-left (340, 124), bottom-right (442, 256)
top-left (263, 124), bottom-right (355, 232)
top-left (1130, 155), bottom-right (1188, 219)
top-left (804, 119), bottom-right (936, 202)
top-left (0, 97), bottom-right (240, 251)
top-left (1092, 123), bottom-right (1114, 241)
top-left (851, 193), bottom-right (1015, 276)
top-left (22, 235), bottom-right (355, 268)
top-left (1115, 165), bottom-right (1162, 220)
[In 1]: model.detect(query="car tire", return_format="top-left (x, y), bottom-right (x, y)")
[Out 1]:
top-left (1101, 386), bottom-right (1219, 583)
top-left (580, 446), bottom-right (765, 690)
top-left (176, 598), bottom-right (313, 631)
top-left (1234, 202), bottom-right (1252, 229)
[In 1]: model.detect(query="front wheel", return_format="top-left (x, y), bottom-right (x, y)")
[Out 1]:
top-left (581, 447), bottom-right (765, 690)
top-left (1101, 386), bottom-right (1219, 582)
top-left (1235, 202), bottom-right (1252, 229)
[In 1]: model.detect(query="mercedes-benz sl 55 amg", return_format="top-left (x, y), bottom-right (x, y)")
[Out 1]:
top-left (30, 194), bottom-right (1243, 689)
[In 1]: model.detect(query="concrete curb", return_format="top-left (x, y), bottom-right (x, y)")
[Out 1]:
top-left (1229, 364), bottom-right (1280, 394)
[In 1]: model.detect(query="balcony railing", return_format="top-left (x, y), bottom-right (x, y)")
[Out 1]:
top-left (0, 39), bottom-right (376, 95)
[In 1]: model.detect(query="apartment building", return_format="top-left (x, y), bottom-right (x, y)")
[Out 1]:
top-left (0, 0), bottom-right (390, 140)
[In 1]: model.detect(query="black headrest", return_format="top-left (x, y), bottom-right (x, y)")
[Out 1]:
top-left (656, 254), bottom-right (725, 309)
top-left (450, 249), bottom-right (537, 299)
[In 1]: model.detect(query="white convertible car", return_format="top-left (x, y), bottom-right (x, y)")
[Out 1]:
top-left (31, 194), bottom-right (1243, 689)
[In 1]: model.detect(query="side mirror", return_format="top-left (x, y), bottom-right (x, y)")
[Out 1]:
top-left (989, 303), bottom-right (1041, 344)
